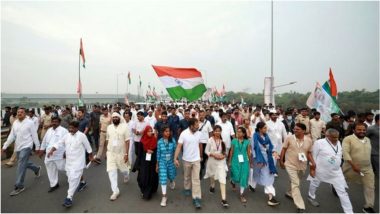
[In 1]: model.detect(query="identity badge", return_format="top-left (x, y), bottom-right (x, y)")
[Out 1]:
top-left (298, 153), bottom-right (307, 162)
top-left (146, 153), bottom-right (152, 161)
top-left (328, 156), bottom-right (336, 165)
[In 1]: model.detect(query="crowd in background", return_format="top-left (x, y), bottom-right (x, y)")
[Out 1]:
top-left (1, 101), bottom-right (378, 213)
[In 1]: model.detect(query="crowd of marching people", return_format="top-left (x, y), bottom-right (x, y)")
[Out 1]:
top-left (1, 102), bottom-right (378, 213)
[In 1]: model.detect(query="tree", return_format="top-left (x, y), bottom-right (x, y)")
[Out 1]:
top-left (223, 90), bottom-right (379, 113)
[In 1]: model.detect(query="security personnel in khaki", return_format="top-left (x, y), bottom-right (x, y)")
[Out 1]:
top-left (295, 108), bottom-right (310, 135)
top-left (40, 106), bottom-right (53, 140)
top-left (95, 107), bottom-right (112, 163)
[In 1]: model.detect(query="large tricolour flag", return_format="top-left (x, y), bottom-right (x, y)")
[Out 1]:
top-left (322, 68), bottom-right (338, 101)
top-left (307, 82), bottom-right (340, 122)
top-left (152, 65), bottom-right (207, 101)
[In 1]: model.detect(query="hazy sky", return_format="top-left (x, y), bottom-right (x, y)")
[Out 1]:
top-left (1, 1), bottom-right (379, 95)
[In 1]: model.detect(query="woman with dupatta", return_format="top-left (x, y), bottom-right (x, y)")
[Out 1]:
top-left (137, 126), bottom-right (159, 200)
top-left (251, 122), bottom-right (280, 206)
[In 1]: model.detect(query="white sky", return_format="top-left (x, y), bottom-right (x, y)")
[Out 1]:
top-left (1, 0), bottom-right (379, 95)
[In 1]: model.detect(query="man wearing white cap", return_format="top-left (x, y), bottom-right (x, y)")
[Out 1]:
top-left (144, 109), bottom-right (157, 128)
top-left (177, 107), bottom-right (184, 120)
top-left (105, 112), bottom-right (130, 201)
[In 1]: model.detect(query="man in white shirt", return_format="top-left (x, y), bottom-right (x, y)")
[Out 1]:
top-left (28, 109), bottom-right (40, 132)
top-left (216, 112), bottom-right (235, 156)
top-left (132, 111), bottom-right (148, 172)
top-left (177, 107), bottom-right (184, 120)
top-left (211, 107), bottom-right (221, 124)
top-left (106, 113), bottom-right (130, 201)
top-left (2, 108), bottom-right (42, 196)
top-left (198, 110), bottom-right (213, 178)
top-left (47, 121), bottom-right (94, 208)
top-left (144, 110), bottom-right (157, 128)
top-left (40, 116), bottom-right (68, 192)
top-left (266, 112), bottom-right (287, 155)
top-left (309, 112), bottom-right (326, 143)
top-left (364, 112), bottom-right (375, 127)
top-left (130, 106), bottom-right (138, 122)
top-left (307, 129), bottom-right (353, 213)
top-left (250, 108), bottom-right (266, 130)
top-left (71, 106), bottom-right (77, 118)
top-left (174, 118), bottom-right (203, 209)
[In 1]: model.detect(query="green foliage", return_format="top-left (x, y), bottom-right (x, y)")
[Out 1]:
top-left (224, 90), bottom-right (379, 113)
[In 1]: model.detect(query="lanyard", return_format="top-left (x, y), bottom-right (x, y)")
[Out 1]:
top-left (326, 139), bottom-right (339, 155)
top-left (293, 136), bottom-right (304, 149)
top-left (237, 139), bottom-right (244, 154)
top-left (214, 138), bottom-right (221, 152)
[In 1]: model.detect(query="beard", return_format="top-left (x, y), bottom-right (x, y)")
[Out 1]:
top-left (113, 119), bottom-right (120, 125)
top-left (355, 133), bottom-right (366, 139)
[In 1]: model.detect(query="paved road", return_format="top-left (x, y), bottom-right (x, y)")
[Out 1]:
top-left (1, 156), bottom-right (379, 213)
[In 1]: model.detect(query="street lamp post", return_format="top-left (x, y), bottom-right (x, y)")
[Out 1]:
top-left (272, 81), bottom-right (297, 106)
top-left (270, 0), bottom-right (274, 105)
top-left (273, 81), bottom-right (297, 89)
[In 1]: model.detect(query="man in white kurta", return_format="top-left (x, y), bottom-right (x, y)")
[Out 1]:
top-left (124, 111), bottom-right (135, 168)
top-left (307, 129), bottom-right (353, 213)
top-left (250, 108), bottom-right (266, 130)
top-left (216, 113), bottom-right (235, 156)
top-left (266, 112), bottom-right (287, 154)
top-left (40, 117), bottom-right (68, 192)
top-left (48, 121), bottom-right (93, 207)
top-left (144, 110), bottom-right (157, 128)
top-left (106, 113), bottom-right (130, 201)
top-left (28, 109), bottom-right (40, 132)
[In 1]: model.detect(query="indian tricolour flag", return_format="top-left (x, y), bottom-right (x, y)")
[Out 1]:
top-left (307, 82), bottom-right (340, 122)
top-left (152, 65), bottom-right (207, 101)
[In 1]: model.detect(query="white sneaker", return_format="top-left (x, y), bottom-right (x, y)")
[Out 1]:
top-left (110, 192), bottom-right (120, 201)
top-left (169, 181), bottom-right (175, 190)
top-left (160, 196), bottom-right (167, 207)
top-left (123, 175), bottom-right (129, 183)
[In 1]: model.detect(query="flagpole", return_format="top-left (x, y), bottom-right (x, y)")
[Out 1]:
top-left (270, 0), bottom-right (274, 106)
top-left (127, 76), bottom-right (129, 97)
top-left (78, 49), bottom-right (82, 105)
